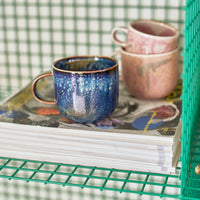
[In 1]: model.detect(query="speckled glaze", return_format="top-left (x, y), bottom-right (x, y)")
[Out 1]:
top-left (120, 47), bottom-right (179, 99)
top-left (32, 56), bottom-right (119, 123)
top-left (112, 20), bottom-right (179, 54)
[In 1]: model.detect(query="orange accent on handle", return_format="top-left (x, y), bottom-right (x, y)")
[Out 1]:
top-left (31, 72), bottom-right (56, 105)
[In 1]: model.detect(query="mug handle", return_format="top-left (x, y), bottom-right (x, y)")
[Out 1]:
top-left (111, 50), bottom-right (121, 58)
top-left (31, 72), bottom-right (56, 105)
top-left (111, 27), bottom-right (128, 47)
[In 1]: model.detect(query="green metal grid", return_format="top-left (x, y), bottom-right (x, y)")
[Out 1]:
top-left (0, 157), bottom-right (181, 199)
top-left (181, 1), bottom-right (200, 199)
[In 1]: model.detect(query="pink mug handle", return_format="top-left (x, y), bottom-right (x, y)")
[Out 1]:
top-left (31, 72), bottom-right (56, 105)
top-left (111, 27), bottom-right (128, 47)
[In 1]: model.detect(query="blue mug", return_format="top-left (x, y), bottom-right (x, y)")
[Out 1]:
top-left (32, 56), bottom-right (119, 123)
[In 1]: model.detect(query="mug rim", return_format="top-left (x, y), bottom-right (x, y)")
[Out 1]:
top-left (120, 46), bottom-right (179, 57)
top-left (129, 19), bottom-right (179, 39)
top-left (52, 55), bottom-right (118, 74)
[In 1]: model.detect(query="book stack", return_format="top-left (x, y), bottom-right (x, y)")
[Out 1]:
top-left (0, 74), bottom-right (182, 174)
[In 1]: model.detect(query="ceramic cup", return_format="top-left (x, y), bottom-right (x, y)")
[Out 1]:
top-left (111, 19), bottom-right (179, 54)
top-left (32, 56), bottom-right (119, 123)
top-left (119, 47), bottom-right (179, 99)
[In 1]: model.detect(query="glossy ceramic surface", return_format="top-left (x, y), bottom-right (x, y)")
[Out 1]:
top-left (112, 20), bottom-right (179, 54)
top-left (120, 47), bottom-right (179, 99)
top-left (32, 56), bottom-right (119, 123)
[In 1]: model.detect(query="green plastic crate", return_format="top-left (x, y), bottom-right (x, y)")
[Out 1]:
top-left (0, 0), bottom-right (200, 199)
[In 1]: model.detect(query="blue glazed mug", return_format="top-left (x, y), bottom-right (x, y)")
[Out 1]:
top-left (32, 56), bottom-right (119, 123)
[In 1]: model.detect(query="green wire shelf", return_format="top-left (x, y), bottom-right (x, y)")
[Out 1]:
top-left (0, 157), bottom-right (181, 199)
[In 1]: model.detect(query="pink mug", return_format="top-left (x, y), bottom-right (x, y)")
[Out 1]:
top-left (119, 47), bottom-right (179, 99)
top-left (111, 20), bottom-right (179, 55)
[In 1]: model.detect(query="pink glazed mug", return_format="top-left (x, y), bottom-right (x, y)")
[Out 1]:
top-left (119, 47), bottom-right (179, 99)
top-left (111, 20), bottom-right (179, 54)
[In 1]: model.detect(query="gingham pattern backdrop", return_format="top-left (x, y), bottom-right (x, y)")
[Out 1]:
top-left (0, 0), bottom-right (185, 199)
top-left (0, 179), bottom-right (180, 200)
top-left (0, 0), bottom-right (185, 100)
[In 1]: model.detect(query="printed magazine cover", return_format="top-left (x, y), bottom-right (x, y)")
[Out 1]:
top-left (0, 74), bottom-right (182, 173)
top-left (0, 74), bottom-right (182, 140)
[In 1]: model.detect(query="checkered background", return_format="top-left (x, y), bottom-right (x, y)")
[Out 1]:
top-left (0, 0), bottom-right (185, 99)
top-left (0, 174), bottom-right (180, 200)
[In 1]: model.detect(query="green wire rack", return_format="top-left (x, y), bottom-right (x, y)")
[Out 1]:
top-left (1, 0), bottom-right (200, 199)
top-left (181, 0), bottom-right (200, 199)
top-left (0, 157), bottom-right (181, 199)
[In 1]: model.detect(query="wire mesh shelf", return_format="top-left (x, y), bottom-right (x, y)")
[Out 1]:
top-left (0, 157), bottom-right (181, 199)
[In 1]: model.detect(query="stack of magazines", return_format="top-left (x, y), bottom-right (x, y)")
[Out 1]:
top-left (0, 74), bottom-right (182, 174)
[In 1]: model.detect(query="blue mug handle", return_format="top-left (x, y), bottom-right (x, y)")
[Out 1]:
top-left (31, 72), bottom-right (56, 105)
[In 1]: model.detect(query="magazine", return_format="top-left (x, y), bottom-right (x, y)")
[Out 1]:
top-left (0, 74), bottom-right (182, 140)
top-left (0, 73), bottom-right (182, 173)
